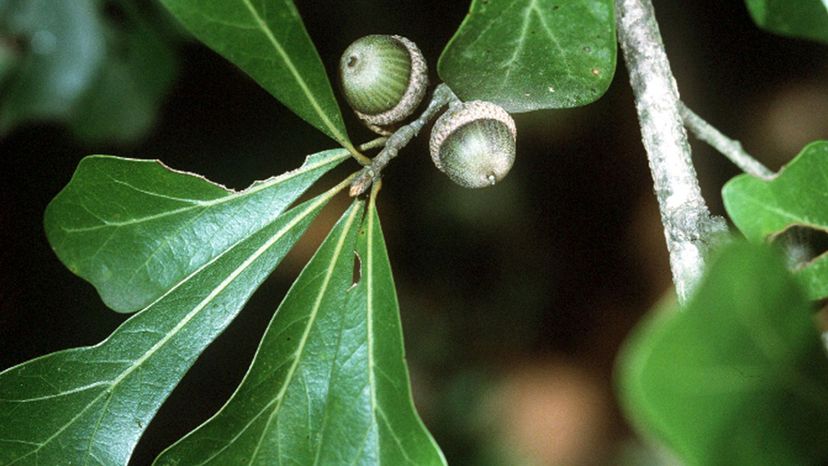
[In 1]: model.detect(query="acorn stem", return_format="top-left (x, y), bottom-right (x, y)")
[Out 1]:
top-left (349, 83), bottom-right (460, 196)
top-left (359, 137), bottom-right (390, 151)
top-left (343, 141), bottom-right (372, 166)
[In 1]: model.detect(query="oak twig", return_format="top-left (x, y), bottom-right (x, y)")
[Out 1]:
top-left (350, 84), bottom-right (460, 197)
top-left (679, 103), bottom-right (774, 179)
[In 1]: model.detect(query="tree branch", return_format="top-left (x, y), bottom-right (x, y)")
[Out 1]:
top-left (679, 103), bottom-right (774, 179)
top-left (615, 0), bottom-right (727, 303)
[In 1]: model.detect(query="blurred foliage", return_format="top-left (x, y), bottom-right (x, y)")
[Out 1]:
top-left (0, 0), bottom-right (179, 144)
top-left (744, 0), bottom-right (828, 45)
top-left (618, 242), bottom-right (828, 465)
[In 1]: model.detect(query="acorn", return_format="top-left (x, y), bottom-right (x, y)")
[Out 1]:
top-left (339, 34), bottom-right (428, 135)
top-left (429, 100), bottom-right (516, 188)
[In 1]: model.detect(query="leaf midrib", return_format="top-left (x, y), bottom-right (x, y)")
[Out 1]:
top-left (239, 0), bottom-right (346, 145)
top-left (245, 203), bottom-right (361, 465)
top-left (365, 208), bottom-right (381, 462)
top-left (731, 187), bottom-right (827, 236)
top-left (2, 191), bottom-right (333, 464)
top-left (59, 150), bottom-right (348, 233)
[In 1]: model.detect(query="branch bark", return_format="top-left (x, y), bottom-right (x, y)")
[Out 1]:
top-left (679, 102), bottom-right (774, 179)
top-left (615, 0), bottom-right (727, 303)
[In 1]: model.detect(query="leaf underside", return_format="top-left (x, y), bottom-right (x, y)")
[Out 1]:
top-left (618, 242), bottom-right (828, 466)
top-left (155, 199), bottom-right (446, 465)
top-left (722, 140), bottom-right (828, 299)
top-left (157, 0), bottom-right (352, 147)
top-left (45, 149), bottom-right (348, 313)
top-left (438, 0), bottom-right (617, 112)
top-left (0, 190), bottom-right (339, 466)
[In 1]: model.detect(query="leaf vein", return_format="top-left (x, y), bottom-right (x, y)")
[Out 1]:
top-left (246, 204), bottom-right (361, 465)
top-left (0, 381), bottom-right (110, 403)
top-left (239, 0), bottom-right (347, 146)
top-left (4, 191), bottom-right (332, 464)
top-left (58, 151), bottom-right (348, 234)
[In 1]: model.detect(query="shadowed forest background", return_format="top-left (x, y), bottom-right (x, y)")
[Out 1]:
top-left (1, 0), bottom-right (826, 464)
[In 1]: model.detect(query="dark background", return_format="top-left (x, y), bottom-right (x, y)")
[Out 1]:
top-left (1, 1), bottom-right (826, 464)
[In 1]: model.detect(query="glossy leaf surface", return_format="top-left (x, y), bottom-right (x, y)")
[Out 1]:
top-left (158, 0), bottom-right (353, 148)
top-left (45, 149), bottom-right (348, 313)
top-left (438, 0), bottom-right (616, 112)
top-left (0, 190), bottom-right (340, 465)
top-left (745, 0), bottom-right (828, 44)
top-left (344, 199), bottom-right (446, 465)
top-left (722, 141), bottom-right (828, 299)
top-left (155, 200), bottom-right (446, 465)
top-left (618, 242), bottom-right (828, 466)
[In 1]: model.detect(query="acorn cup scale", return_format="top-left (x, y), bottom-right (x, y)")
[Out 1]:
top-left (430, 100), bottom-right (517, 188)
top-left (339, 34), bottom-right (428, 135)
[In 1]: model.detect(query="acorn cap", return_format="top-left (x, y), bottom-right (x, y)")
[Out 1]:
top-left (339, 35), bottom-right (428, 133)
top-left (430, 100), bottom-right (517, 188)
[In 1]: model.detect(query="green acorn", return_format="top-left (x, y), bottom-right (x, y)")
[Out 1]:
top-left (339, 34), bottom-right (428, 135)
top-left (429, 101), bottom-right (516, 188)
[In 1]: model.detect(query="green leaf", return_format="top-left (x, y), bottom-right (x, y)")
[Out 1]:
top-left (157, 0), bottom-right (353, 149)
top-left (438, 0), bottom-right (616, 112)
top-left (154, 199), bottom-right (446, 465)
top-left (617, 242), bottom-right (828, 466)
top-left (744, 0), bottom-right (828, 45)
top-left (45, 149), bottom-right (349, 313)
top-left (344, 201), bottom-right (447, 465)
top-left (722, 141), bottom-right (828, 299)
top-left (0, 0), bottom-right (105, 131)
top-left (0, 188), bottom-right (341, 465)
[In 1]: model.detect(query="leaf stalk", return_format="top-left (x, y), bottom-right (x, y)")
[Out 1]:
top-left (343, 141), bottom-right (373, 166)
